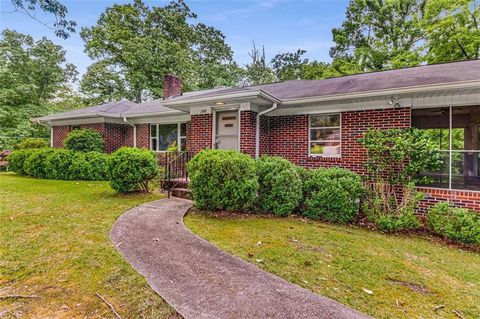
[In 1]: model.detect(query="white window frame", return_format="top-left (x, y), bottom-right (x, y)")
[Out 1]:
top-left (308, 113), bottom-right (342, 157)
top-left (150, 123), bottom-right (186, 152)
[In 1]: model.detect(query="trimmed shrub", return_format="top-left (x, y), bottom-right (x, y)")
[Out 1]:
top-left (5, 149), bottom-right (36, 175)
top-left (108, 147), bottom-right (159, 193)
top-left (69, 151), bottom-right (108, 181)
top-left (188, 149), bottom-right (258, 211)
top-left (15, 138), bottom-right (49, 150)
top-left (255, 156), bottom-right (302, 216)
top-left (24, 148), bottom-right (55, 178)
top-left (427, 202), bottom-right (480, 244)
top-left (302, 167), bottom-right (363, 223)
top-left (64, 129), bottom-right (104, 153)
top-left (45, 149), bottom-right (75, 180)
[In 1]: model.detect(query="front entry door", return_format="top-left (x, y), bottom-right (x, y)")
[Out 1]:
top-left (215, 111), bottom-right (239, 150)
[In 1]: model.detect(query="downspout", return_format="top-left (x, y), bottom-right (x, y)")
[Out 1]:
top-left (255, 102), bottom-right (277, 158)
top-left (123, 117), bottom-right (137, 148)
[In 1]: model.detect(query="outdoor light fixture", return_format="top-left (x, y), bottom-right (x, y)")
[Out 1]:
top-left (214, 101), bottom-right (225, 105)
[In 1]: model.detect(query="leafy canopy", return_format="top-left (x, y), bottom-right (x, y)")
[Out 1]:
top-left (80, 0), bottom-right (239, 103)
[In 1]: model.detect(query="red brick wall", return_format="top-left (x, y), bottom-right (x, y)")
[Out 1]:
top-left (267, 107), bottom-right (411, 172)
top-left (188, 114), bottom-right (212, 155)
top-left (259, 115), bottom-right (270, 156)
top-left (52, 125), bottom-right (71, 147)
top-left (417, 187), bottom-right (480, 213)
top-left (240, 111), bottom-right (256, 156)
top-left (136, 124), bottom-right (150, 149)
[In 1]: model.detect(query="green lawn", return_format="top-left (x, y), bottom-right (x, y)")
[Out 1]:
top-left (0, 173), bottom-right (177, 319)
top-left (185, 211), bottom-right (480, 319)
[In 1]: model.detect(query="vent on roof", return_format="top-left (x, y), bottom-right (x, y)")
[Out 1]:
top-left (163, 74), bottom-right (182, 99)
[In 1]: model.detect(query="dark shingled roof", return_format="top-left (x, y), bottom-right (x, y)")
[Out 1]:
top-left (166, 60), bottom-right (480, 102)
top-left (38, 60), bottom-right (480, 121)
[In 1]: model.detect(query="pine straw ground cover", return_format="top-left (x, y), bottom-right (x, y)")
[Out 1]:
top-left (0, 173), bottom-right (178, 319)
top-left (185, 210), bottom-right (480, 319)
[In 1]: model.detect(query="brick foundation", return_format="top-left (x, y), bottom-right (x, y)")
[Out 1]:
top-left (417, 187), bottom-right (480, 213)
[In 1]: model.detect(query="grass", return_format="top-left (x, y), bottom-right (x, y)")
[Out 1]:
top-left (0, 173), bottom-right (177, 318)
top-left (185, 211), bottom-right (480, 319)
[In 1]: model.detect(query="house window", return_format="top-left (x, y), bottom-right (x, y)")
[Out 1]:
top-left (412, 106), bottom-right (480, 191)
top-left (71, 125), bottom-right (81, 131)
top-left (309, 114), bottom-right (341, 156)
top-left (150, 123), bottom-right (187, 152)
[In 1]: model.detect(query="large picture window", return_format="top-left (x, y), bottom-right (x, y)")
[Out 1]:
top-left (309, 114), bottom-right (341, 156)
top-left (150, 123), bottom-right (187, 152)
top-left (412, 106), bottom-right (480, 191)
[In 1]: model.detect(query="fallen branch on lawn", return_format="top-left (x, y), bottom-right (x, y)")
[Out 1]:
top-left (96, 293), bottom-right (123, 319)
top-left (0, 295), bottom-right (38, 299)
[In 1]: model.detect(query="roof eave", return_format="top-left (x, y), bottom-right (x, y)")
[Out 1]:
top-left (163, 89), bottom-right (282, 108)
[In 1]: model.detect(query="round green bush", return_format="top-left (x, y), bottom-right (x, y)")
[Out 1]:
top-left (302, 167), bottom-right (363, 223)
top-left (427, 202), bottom-right (480, 244)
top-left (15, 138), bottom-right (49, 150)
top-left (188, 149), bottom-right (258, 211)
top-left (255, 156), bottom-right (302, 216)
top-left (68, 151), bottom-right (109, 181)
top-left (45, 149), bottom-right (75, 180)
top-left (23, 148), bottom-right (55, 178)
top-left (6, 149), bottom-right (37, 175)
top-left (108, 147), bottom-right (159, 193)
top-left (64, 129), bottom-right (104, 153)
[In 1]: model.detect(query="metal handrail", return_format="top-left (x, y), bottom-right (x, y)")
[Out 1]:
top-left (162, 151), bottom-right (191, 198)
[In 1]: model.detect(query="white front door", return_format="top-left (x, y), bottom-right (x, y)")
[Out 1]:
top-left (215, 111), bottom-right (239, 150)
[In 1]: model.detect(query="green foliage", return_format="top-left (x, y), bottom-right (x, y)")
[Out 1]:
top-left (271, 49), bottom-right (308, 81)
top-left (423, 0), bottom-right (479, 63)
top-left (302, 167), bottom-right (363, 223)
top-left (0, 29), bottom-right (79, 149)
top-left (5, 149), bottom-right (37, 175)
top-left (363, 182), bottom-right (421, 232)
top-left (107, 147), bottom-right (159, 193)
top-left (427, 202), bottom-right (480, 244)
top-left (14, 138), bottom-right (49, 150)
top-left (80, 0), bottom-right (238, 102)
top-left (255, 156), bottom-right (302, 217)
top-left (79, 61), bottom-right (127, 105)
top-left (23, 148), bottom-right (55, 178)
top-left (10, 0), bottom-right (76, 39)
top-left (188, 149), bottom-right (258, 211)
top-left (45, 149), bottom-right (75, 180)
top-left (69, 151), bottom-right (108, 181)
top-left (330, 0), bottom-right (423, 71)
top-left (359, 128), bottom-right (442, 185)
top-left (64, 129), bottom-right (104, 153)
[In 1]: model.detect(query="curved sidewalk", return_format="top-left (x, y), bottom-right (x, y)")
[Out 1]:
top-left (110, 198), bottom-right (370, 319)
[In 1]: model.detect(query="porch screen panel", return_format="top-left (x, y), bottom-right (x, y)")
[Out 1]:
top-left (412, 106), bottom-right (480, 191)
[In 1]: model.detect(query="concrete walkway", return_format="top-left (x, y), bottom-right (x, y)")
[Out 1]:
top-left (110, 198), bottom-right (370, 319)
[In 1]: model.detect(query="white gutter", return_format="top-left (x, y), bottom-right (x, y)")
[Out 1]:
top-left (123, 117), bottom-right (137, 148)
top-left (255, 103), bottom-right (277, 158)
top-left (35, 120), bottom-right (53, 147)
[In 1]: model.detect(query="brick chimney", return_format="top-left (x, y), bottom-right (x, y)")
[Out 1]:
top-left (163, 74), bottom-right (182, 99)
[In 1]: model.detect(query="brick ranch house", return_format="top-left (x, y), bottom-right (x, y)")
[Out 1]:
top-left (37, 60), bottom-right (480, 212)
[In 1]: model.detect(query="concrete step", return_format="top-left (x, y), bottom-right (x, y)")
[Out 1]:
top-left (171, 188), bottom-right (192, 200)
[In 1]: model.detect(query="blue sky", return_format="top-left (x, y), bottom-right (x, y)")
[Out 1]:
top-left (0, 0), bottom-right (349, 77)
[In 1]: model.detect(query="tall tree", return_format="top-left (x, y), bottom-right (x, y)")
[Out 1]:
top-left (271, 49), bottom-right (309, 81)
top-left (330, 0), bottom-right (424, 71)
top-left (423, 0), bottom-right (480, 63)
top-left (9, 0), bottom-right (76, 38)
top-left (242, 42), bottom-right (275, 85)
top-left (80, 61), bottom-right (127, 105)
top-left (80, 0), bottom-right (238, 102)
top-left (0, 30), bottom-right (78, 148)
